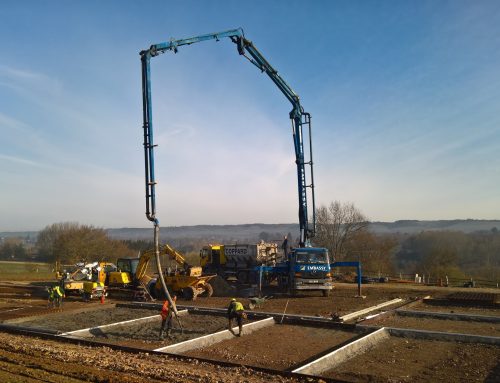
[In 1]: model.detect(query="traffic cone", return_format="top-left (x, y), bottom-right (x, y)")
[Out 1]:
top-left (100, 294), bottom-right (105, 304)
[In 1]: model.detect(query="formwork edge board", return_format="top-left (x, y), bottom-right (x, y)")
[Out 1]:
top-left (59, 309), bottom-right (188, 336)
top-left (386, 326), bottom-right (500, 345)
top-left (154, 317), bottom-right (275, 354)
top-left (185, 306), bottom-right (341, 323)
top-left (340, 298), bottom-right (403, 322)
top-left (396, 309), bottom-right (500, 323)
top-left (121, 302), bottom-right (348, 324)
top-left (292, 327), bottom-right (389, 375)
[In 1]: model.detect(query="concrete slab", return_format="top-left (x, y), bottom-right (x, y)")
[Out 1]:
top-left (340, 298), bottom-right (403, 322)
top-left (59, 309), bottom-right (188, 338)
top-left (154, 317), bottom-right (275, 354)
top-left (292, 327), bottom-right (389, 375)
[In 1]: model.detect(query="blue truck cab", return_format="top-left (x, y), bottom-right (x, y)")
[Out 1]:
top-left (273, 247), bottom-right (333, 296)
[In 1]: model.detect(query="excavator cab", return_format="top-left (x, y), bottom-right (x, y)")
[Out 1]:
top-left (108, 258), bottom-right (140, 285)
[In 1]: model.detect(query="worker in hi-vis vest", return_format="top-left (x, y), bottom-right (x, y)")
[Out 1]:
top-left (227, 298), bottom-right (245, 336)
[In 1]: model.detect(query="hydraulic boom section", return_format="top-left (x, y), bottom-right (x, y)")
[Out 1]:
top-left (140, 29), bottom-right (317, 298)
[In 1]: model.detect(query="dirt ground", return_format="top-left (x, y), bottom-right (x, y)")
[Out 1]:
top-left (400, 301), bottom-right (500, 317)
top-left (362, 312), bottom-right (500, 336)
top-left (1, 281), bottom-right (499, 382)
top-left (6, 306), bottom-right (160, 332)
top-left (185, 283), bottom-right (448, 317)
top-left (324, 337), bottom-right (500, 382)
top-left (0, 332), bottom-right (311, 383)
top-left (84, 313), bottom-right (236, 350)
top-left (186, 324), bottom-right (358, 371)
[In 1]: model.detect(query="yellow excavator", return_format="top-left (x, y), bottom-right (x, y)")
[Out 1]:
top-left (148, 244), bottom-right (216, 300)
top-left (106, 244), bottom-right (215, 301)
top-left (106, 252), bottom-right (154, 300)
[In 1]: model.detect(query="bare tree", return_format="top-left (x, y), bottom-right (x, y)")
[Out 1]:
top-left (37, 222), bottom-right (135, 264)
top-left (314, 201), bottom-right (369, 261)
top-left (36, 222), bottom-right (80, 261)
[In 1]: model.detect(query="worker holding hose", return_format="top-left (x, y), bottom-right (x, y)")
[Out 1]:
top-left (159, 295), bottom-right (176, 340)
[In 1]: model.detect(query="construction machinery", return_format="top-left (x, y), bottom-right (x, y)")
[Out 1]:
top-left (200, 242), bottom-right (279, 283)
top-left (148, 244), bottom-right (216, 300)
top-left (58, 262), bottom-right (114, 296)
top-left (106, 252), bottom-right (154, 300)
top-left (140, 28), bottom-right (333, 299)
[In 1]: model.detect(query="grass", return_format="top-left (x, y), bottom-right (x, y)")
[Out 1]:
top-left (0, 261), bottom-right (55, 281)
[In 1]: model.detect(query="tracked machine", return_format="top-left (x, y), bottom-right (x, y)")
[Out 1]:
top-left (148, 244), bottom-right (215, 300)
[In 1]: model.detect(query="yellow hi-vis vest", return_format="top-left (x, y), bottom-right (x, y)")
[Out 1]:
top-left (233, 301), bottom-right (244, 312)
top-left (53, 286), bottom-right (63, 297)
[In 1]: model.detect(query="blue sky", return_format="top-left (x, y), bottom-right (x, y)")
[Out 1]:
top-left (1, 1), bottom-right (499, 231)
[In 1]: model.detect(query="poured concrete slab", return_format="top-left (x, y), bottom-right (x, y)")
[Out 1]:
top-left (60, 309), bottom-right (188, 338)
top-left (155, 317), bottom-right (275, 354)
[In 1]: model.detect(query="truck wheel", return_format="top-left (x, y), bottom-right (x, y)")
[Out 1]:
top-left (201, 283), bottom-right (213, 298)
top-left (182, 286), bottom-right (197, 301)
top-left (322, 289), bottom-right (331, 297)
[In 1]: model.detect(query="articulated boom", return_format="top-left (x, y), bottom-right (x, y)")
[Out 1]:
top-left (140, 28), bottom-right (316, 247)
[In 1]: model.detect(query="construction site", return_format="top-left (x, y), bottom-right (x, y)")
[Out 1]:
top-left (1, 5), bottom-right (500, 381)
top-left (0, 281), bottom-right (499, 382)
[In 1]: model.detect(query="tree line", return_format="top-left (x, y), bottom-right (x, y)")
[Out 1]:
top-left (2, 204), bottom-right (498, 282)
top-left (313, 201), bottom-right (499, 281)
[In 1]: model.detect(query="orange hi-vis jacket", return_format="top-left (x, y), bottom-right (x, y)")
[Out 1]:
top-left (161, 301), bottom-right (169, 320)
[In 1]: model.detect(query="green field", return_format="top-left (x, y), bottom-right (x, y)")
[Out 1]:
top-left (0, 261), bottom-right (55, 281)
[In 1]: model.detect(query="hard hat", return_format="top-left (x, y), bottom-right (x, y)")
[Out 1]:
top-left (231, 298), bottom-right (236, 301)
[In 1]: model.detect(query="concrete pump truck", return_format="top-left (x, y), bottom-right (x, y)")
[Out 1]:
top-left (140, 28), bottom-right (333, 298)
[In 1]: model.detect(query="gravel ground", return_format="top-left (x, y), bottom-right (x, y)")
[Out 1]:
top-left (84, 313), bottom-right (238, 350)
top-left (9, 306), bottom-right (160, 332)
top-left (2, 282), bottom-right (499, 382)
top-left (324, 337), bottom-right (500, 382)
top-left (0, 332), bottom-right (317, 383)
top-left (186, 324), bottom-right (358, 370)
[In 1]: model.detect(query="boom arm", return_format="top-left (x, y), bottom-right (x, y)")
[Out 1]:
top-left (139, 244), bottom-right (189, 278)
top-left (135, 251), bottom-right (152, 281)
top-left (140, 29), bottom-right (316, 262)
top-left (233, 36), bottom-right (316, 246)
top-left (161, 244), bottom-right (190, 269)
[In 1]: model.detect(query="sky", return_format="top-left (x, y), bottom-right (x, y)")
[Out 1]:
top-left (1, 0), bottom-right (499, 231)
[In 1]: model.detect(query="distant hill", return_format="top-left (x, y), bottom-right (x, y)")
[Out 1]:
top-left (106, 223), bottom-right (298, 242)
top-left (368, 220), bottom-right (500, 235)
top-left (1, 220), bottom-right (499, 242)
top-left (107, 219), bottom-right (500, 240)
